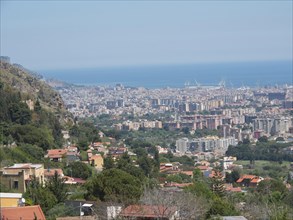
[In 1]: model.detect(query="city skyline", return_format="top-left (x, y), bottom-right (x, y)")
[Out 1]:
top-left (1, 1), bottom-right (292, 70)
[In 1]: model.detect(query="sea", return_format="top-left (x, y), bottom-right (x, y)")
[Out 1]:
top-left (40, 60), bottom-right (292, 89)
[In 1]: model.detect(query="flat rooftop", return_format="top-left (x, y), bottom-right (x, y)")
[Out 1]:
top-left (5, 163), bottom-right (43, 169)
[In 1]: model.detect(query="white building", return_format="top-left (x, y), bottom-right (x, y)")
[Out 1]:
top-left (175, 138), bottom-right (189, 153)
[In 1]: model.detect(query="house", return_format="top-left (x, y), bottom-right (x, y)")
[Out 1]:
top-left (224, 184), bottom-right (242, 193)
top-left (44, 168), bottom-right (64, 180)
top-left (1, 205), bottom-right (46, 220)
top-left (236, 175), bottom-right (263, 187)
top-left (45, 149), bottom-right (67, 162)
top-left (67, 151), bottom-right (80, 162)
top-left (89, 154), bottom-right (104, 170)
top-left (63, 176), bottom-right (86, 185)
top-left (108, 147), bottom-right (128, 160)
top-left (160, 163), bottom-right (180, 174)
top-left (66, 146), bottom-right (80, 162)
top-left (0, 163), bottom-right (44, 193)
top-left (119, 205), bottom-right (179, 220)
top-left (223, 156), bottom-right (237, 170)
top-left (180, 171), bottom-right (193, 178)
top-left (0, 193), bottom-right (23, 207)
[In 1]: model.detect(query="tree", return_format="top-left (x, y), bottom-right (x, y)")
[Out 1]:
top-left (211, 170), bottom-right (225, 197)
top-left (9, 124), bottom-right (54, 150)
top-left (66, 161), bottom-right (92, 179)
top-left (116, 152), bottom-right (132, 169)
top-left (25, 176), bottom-right (57, 213)
top-left (138, 155), bottom-right (154, 177)
top-left (276, 137), bottom-right (285, 142)
top-left (206, 197), bottom-right (239, 218)
top-left (225, 169), bottom-right (240, 183)
top-left (193, 168), bottom-right (203, 182)
top-left (243, 138), bottom-right (250, 145)
top-left (258, 136), bottom-right (268, 143)
top-left (182, 127), bottom-right (190, 135)
top-left (153, 148), bottom-right (160, 170)
top-left (103, 156), bottom-right (115, 169)
top-left (166, 174), bottom-right (183, 183)
top-left (225, 172), bottom-right (233, 184)
top-left (8, 102), bottom-right (32, 125)
top-left (77, 138), bottom-right (89, 151)
top-left (34, 99), bottom-right (42, 112)
top-left (257, 179), bottom-right (287, 196)
top-left (85, 168), bottom-right (142, 203)
top-left (47, 171), bottom-right (68, 203)
top-left (231, 169), bottom-right (241, 183)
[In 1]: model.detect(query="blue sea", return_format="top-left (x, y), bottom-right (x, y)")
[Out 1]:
top-left (40, 61), bottom-right (292, 88)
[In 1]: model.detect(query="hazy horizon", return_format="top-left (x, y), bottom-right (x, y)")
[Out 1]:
top-left (40, 60), bottom-right (292, 88)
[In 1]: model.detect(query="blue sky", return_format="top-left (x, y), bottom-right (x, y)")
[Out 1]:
top-left (1, 1), bottom-right (292, 70)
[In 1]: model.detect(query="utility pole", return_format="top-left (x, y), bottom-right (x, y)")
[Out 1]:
top-left (0, 122), bottom-right (3, 148)
top-left (80, 202), bottom-right (82, 220)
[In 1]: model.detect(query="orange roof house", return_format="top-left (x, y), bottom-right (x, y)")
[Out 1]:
top-left (45, 149), bottom-right (67, 162)
top-left (225, 184), bottom-right (242, 193)
top-left (119, 205), bottom-right (179, 220)
top-left (1, 205), bottom-right (46, 220)
top-left (236, 175), bottom-right (263, 188)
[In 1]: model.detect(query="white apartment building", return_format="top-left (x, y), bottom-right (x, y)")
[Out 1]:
top-left (175, 138), bottom-right (189, 153)
top-left (176, 136), bottom-right (237, 155)
top-left (253, 116), bottom-right (292, 135)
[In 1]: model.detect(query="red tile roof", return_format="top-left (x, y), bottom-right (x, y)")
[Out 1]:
top-left (225, 184), bottom-right (242, 192)
top-left (236, 175), bottom-right (258, 183)
top-left (250, 178), bottom-right (261, 183)
top-left (197, 165), bottom-right (209, 171)
top-left (120, 205), bottom-right (177, 218)
top-left (180, 171), bottom-right (193, 176)
top-left (46, 149), bottom-right (67, 158)
top-left (1, 205), bottom-right (46, 220)
top-left (90, 154), bottom-right (103, 160)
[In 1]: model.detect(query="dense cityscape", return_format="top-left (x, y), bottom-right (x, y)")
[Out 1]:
top-left (1, 1), bottom-right (293, 220)
top-left (1, 58), bottom-right (293, 218)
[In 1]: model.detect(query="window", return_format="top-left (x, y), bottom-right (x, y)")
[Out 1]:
top-left (13, 180), bottom-right (19, 189)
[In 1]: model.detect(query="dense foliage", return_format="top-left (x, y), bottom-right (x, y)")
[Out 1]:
top-left (85, 168), bottom-right (143, 203)
top-left (226, 140), bottom-right (293, 162)
top-left (0, 80), bottom-right (64, 165)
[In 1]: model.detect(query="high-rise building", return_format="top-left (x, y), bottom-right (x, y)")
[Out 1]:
top-left (176, 138), bottom-right (189, 153)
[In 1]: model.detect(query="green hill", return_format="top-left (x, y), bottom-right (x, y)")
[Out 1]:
top-left (0, 59), bottom-right (73, 167)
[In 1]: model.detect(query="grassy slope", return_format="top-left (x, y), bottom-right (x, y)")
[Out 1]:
top-left (234, 160), bottom-right (290, 179)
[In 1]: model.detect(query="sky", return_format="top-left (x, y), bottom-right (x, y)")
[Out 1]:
top-left (1, 1), bottom-right (292, 70)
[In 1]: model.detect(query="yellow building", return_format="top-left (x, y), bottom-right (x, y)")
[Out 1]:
top-left (0, 163), bottom-right (44, 193)
top-left (0, 193), bottom-right (23, 207)
top-left (89, 154), bottom-right (104, 171)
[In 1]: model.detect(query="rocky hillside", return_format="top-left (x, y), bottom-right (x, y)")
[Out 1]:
top-left (0, 59), bottom-right (67, 115)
